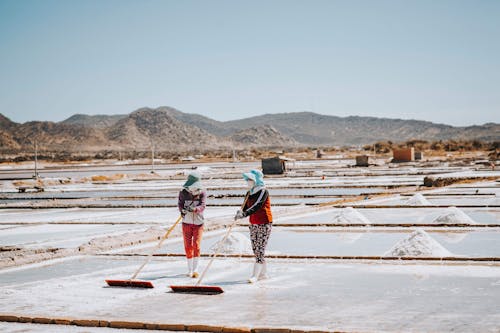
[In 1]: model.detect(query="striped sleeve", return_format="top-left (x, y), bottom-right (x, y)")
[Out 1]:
top-left (243, 189), bottom-right (268, 217)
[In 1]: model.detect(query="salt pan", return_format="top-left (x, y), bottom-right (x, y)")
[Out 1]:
top-left (384, 229), bottom-right (453, 257)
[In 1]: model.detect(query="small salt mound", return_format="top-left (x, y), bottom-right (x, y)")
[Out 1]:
top-left (210, 232), bottom-right (252, 254)
top-left (432, 207), bottom-right (476, 224)
top-left (384, 229), bottom-right (453, 257)
top-left (406, 193), bottom-right (432, 206)
top-left (332, 207), bottom-right (371, 224)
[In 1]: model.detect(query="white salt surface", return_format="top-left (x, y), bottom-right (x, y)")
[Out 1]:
top-left (487, 193), bottom-right (500, 206)
top-left (0, 207), bottom-right (235, 224)
top-left (406, 193), bottom-right (432, 206)
top-left (1, 257), bottom-right (500, 332)
top-left (210, 232), bottom-right (253, 254)
top-left (335, 232), bottom-right (364, 244)
top-left (384, 229), bottom-right (453, 257)
top-left (439, 232), bottom-right (469, 244)
top-left (0, 223), bottom-right (147, 248)
top-left (332, 207), bottom-right (371, 224)
top-left (432, 207), bottom-right (476, 225)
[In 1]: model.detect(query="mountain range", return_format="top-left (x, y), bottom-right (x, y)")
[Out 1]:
top-left (0, 106), bottom-right (498, 152)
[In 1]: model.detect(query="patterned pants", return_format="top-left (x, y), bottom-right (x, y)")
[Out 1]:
top-left (249, 224), bottom-right (272, 263)
top-left (182, 223), bottom-right (204, 258)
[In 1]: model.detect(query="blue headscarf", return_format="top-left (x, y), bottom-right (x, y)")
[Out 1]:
top-left (242, 169), bottom-right (265, 194)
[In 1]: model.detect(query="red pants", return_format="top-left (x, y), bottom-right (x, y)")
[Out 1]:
top-left (182, 223), bottom-right (204, 258)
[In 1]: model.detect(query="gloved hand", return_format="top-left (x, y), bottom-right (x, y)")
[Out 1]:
top-left (181, 209), bottom-right (188, 216)
top-left (234, 210), bottom-right (245, 220)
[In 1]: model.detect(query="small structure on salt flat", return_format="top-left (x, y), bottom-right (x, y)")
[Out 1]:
top-left (262, 156), bottom-right (294, 175)
top-left (384, 229), bottom-right (453, 257)
top-left (355, 155), bottom-right (370, 167)
top-left (392, 148), bottom-right (415, 163)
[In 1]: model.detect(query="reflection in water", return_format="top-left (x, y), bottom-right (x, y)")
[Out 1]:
top-left (439, 231), bottom-right (469, 244)
top-left (336, 232), bottom-right (364, 244)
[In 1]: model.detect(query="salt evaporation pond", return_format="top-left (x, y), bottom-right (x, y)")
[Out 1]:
top-left (1, 256), bottom-right (499, 332)
top-left (0, 207), bottom-right (234, 224)
top-left (1, 196), bottom-right (338, 207)
top-left (371, 195), bottom-right (498, 206)
top-left (0, 224), bottom-right (149, 248)
top-left (277, 207), bottom-right (500, 225)
top-left (153, 227), bottom-right (500, 258)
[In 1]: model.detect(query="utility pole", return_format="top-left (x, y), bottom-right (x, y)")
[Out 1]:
top-left (151, 140), bottom-right (155, 173)
top-left (33, 140), bottom-right (39, 179)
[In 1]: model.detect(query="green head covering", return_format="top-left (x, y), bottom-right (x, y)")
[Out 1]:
top-left (183, 171), bottom-right (202, 190)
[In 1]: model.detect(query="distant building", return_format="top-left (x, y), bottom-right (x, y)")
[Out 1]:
top-left (181, 156), bottom-right (196, 162)
top-left (261, 156), bottom-right (294, 175)
top-left (355, 155), bottom-right (370, 167)
top-left (392, 148), bottom-right (415, 162)
top-left (414, 151), bottom-right (424, 160)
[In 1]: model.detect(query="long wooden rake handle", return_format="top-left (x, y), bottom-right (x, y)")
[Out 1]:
top-left (195, 193), bottom-right (249, 286)
top-left (130, 215), bottom-right (182, 280)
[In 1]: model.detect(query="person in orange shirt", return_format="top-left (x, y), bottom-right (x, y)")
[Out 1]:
top-left (235, 169), bottom-right (273, 283)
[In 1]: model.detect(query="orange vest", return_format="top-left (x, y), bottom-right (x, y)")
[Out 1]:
top-left (245, 190), bottom-right (273, 224)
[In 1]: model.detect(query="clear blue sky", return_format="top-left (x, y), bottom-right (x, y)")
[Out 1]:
top-left (0, 0), bottom-right (499, 126)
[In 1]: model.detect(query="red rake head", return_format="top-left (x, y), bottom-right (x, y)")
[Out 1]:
top-left (170, 285), bottom-right (224, 295)
top-left (105, 279), bottom-right (154, 288)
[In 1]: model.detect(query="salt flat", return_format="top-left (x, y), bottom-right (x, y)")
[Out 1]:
top-left (0, 160), bottom-right (499, 332)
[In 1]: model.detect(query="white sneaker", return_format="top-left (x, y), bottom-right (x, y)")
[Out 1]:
top-left (248, 263), bottom-right (264, 284)
top-left (191, 257), bottom-right (200, 278)
top-left (259, 262), bottom-right (268, 280)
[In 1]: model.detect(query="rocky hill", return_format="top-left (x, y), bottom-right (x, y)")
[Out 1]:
top-left (158, 108), bottom-right (499, 145)
top-left (61, 114), bottom-right (126, 128)
top-left (0, 107), bottom-right (498, 151)
top-left (105, 108), bottom-right (226, 150)
top-left (222, 112), bottom-right (499, 145)
top-left (228, 125), bottom-right (298, 148)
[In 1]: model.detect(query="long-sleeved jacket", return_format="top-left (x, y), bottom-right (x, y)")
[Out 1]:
top-left (243, 188), bottom-right (272, 224)
top-left (178, 189), bottom-right (206, 225)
